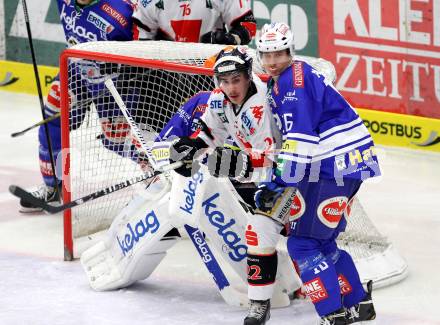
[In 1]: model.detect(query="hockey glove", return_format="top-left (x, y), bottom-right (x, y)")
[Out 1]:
top-left (208, 147), bottom-right (253, 179)
top-left (169, 137), bottom-right (207, 177)
top-left (200, 30), bottom-right (238, 45)
top-left (254, 182), bottom-right (285, 213)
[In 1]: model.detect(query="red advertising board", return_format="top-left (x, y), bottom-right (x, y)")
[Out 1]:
top-left (317, 0), bottom-right (440, 118)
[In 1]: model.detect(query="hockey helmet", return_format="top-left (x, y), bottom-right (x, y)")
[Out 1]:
top-left (257, 22), bottom-right (295, 55)
top-left (213, 46), bottom-right (253, 83)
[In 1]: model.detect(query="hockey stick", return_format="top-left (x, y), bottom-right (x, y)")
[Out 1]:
top-left (20, 0), bottom-right (60, 198)
top-left (11, 112), bottom-right (61, 138)
top-left (9, 78), bottom-right (184, 213)
top-left (9, 172), bottom-right (158, 214)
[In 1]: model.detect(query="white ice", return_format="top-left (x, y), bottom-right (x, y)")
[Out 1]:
top-left (0, 90), bottom-right (439, 325)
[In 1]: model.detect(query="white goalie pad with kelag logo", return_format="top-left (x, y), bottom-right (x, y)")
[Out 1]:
top-left (80, 178), bottom-right (179, 291)
top-left (81, 166), bottom-right (300, 307)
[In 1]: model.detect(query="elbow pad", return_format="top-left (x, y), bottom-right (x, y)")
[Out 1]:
top-left (229, 11), bottom-right (256, 45)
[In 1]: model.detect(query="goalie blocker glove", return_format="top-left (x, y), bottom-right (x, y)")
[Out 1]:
top-left (169, 136), bottom-right (208, 177)
top-left (207, 147), bottom-right (253, 179)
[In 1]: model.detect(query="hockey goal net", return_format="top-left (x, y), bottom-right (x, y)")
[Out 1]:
top-left (60, 41), bottom-right (407, 288)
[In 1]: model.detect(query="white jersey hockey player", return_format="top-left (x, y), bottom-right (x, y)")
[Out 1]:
top-left (168, 47), bottom-right (297, 325)
top-left (169, 46), bottom-right (279, 179)
top-left (132, 0), bottom-right (256, 45)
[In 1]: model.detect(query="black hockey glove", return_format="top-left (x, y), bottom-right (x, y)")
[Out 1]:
top-left (207, 147), bottom-right (253, 179)
top-left (200, 30), bottom-right (237, 45)
top-left (169, 137), bottom-right (207, 177)
top-left (254, 182), bottom-right (285, 213)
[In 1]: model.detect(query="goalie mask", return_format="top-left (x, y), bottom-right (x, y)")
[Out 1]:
top-left (213, 46), bottom-right (253, 87)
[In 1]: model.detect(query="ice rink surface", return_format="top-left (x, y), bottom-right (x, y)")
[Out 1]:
top-left (0, 90), bottom-right (439, 324)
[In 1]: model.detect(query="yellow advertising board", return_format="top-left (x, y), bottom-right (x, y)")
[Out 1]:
top-left (0, 60), bottom-right (59, 97)
top-left (358, 108), bottom-right (440, 153)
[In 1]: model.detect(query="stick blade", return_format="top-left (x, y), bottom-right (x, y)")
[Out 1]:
top-left (9, 185), bottom-right (32, 199)
top-left (9, 184), bottom-right (41, 205)
top-left (8, 185), bottom-right (59, 214)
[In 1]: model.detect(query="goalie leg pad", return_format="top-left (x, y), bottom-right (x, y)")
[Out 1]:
top-left (81, 191), bottom-right (179, 291)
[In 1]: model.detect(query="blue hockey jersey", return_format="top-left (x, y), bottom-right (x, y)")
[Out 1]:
top-left (149, 92), bottom-right (210, 167)
top-left (57, 0), bottom-right (134, 46)
top-left (158, 91), bottom-right (211, 140)
top-left (267, 61), bottom-right (381, 186)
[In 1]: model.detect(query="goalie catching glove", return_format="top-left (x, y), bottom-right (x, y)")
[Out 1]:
top-left (169, 137), bottom-right (207, 177)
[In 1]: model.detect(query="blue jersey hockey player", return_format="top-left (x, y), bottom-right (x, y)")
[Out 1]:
top-left (19, 0), bottom-right (135, 212)
top-left (157, 91), bottom-right (210, 140)
top-left (254, 23), bottom-right (380, 324)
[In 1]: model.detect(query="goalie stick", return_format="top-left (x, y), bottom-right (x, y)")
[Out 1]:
top-left (184, 224), bottom-right (249, 307)
top-left (104, 79), bottom-right (159, 168)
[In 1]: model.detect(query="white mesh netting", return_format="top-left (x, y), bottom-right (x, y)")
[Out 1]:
top-left (62, 41), bottom-right (407, 286)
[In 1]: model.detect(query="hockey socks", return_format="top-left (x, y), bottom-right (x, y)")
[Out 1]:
top-left (331, 249), bottom-right (367, 308)
top-left (288, 237), bottom-right (343, 316)
top-left (296, 252), bottom-right (343, 316)
top-left (247, 252), bottom-right (277, 301)
top-left (38, 123), bottom-right (61, 187)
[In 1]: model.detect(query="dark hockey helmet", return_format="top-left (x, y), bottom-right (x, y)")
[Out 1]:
top-left (213, 46), bottom-right (253, 83)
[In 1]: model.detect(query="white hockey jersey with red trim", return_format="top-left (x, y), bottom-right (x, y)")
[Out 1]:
top-left (198, 75), bottom-right (280, 172)
top-left (133, 0), bottom-right (252, 42)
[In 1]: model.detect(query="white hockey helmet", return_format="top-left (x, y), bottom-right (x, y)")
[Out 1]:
top-left (257, 22), bottom-right (295, 55)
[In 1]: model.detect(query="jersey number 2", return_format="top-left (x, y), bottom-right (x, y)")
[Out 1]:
top-left (248, 265), bottom-right (262, 280)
